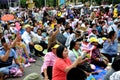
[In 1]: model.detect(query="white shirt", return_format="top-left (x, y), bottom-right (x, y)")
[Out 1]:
top-left (108, 24), bottom-right (118, 33)
top-left (63, 32), bottom-right (70, 38)
top-left (65, 33), bottom-right (76, 47)
top-left (22, 31), bottom-right (42, 45)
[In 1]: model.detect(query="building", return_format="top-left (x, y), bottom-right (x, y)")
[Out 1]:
top-left (0, 0), bottom-right (19, 9)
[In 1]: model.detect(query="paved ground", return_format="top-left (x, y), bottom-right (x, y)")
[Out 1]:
top-left (6, 57), bottom-right (44, 80)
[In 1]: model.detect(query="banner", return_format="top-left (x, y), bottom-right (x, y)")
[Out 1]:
top-left (60, 0), bottom-right (65, 5)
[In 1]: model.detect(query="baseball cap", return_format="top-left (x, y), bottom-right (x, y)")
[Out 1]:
top-left (52, 44), bottom-right (60, 49)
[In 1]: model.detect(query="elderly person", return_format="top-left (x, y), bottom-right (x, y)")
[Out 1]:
top-left (65, 30), bottom-right (82, 48)
top-left (22, 24), bottom-right (44, 56)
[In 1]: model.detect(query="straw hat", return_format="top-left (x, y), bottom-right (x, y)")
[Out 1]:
top-left (24, 24), bottom-right (33, 29)
top-left (34, 44), bottom-right (43, 51)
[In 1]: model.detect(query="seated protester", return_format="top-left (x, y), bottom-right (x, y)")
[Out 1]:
top-left (101, 31), bottom-right (118, 62)
top-left (0, 37), bottom-right (24, 76)
top-left (65, 30), bottom-right (82, 48)
top-left (15, 34), bottom-right (36, 65)
top-left (69, 40), bottom-right (93, 72)
top-left (52, 45), bottom-right (88, 80)
top-left (22, 24), bottom-right (44, 56)
top-left (89, 37), bottom-right (109, 68)
top-left (104, 55), bottom-right (120, 80)
top-left (63, 27), bottom-right (71, 39)
top-left (41, 42), bottom-right (59, 80)
top-left (87, 28), bottom-right (98, 41)
top-left (67, 67), bottom-right (87, 80)
top-left (68, 40), bottom-right (85, 63)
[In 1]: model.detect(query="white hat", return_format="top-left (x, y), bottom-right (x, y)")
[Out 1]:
top-left (93, 9), bottom-right (97, 11)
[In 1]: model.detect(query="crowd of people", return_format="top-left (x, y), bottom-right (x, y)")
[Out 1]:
top-left (0, 3), bottom-right (120, 80)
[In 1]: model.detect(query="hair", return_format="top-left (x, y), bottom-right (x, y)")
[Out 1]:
top-left (108, 31), bottom-right (116, 39)
top-left (69, 40), bottom-right (79, 50)
top-left (1, 37), bottom-right (6, 44)
top-left (67, 67), bottom-right (87, 80)
top-left (56, 45), bottom-right (66, 59)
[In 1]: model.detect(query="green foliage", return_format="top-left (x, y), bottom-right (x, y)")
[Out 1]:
top-left (20, 0), bottom-right (27, 8)
top-left (20, 0), bottom-right (57, 8)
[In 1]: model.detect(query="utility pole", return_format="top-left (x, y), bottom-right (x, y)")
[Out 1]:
top-left (74, 0), bottom-right (76, 5)
top-left (45, 0), bottom-right (46, 6)
top-left (19, 0), bottom-right (20, 7)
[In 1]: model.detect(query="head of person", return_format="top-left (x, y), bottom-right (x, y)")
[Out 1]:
top-left (16, 34), bottom-right (22, 42)
top-left (24, 24), bottom-right (33, 33)
top-left (93, 9), bottom-right (97, 13)
top-left (56, 45), bottom-right (68, 59)
top-left (1, 37), bottom-right (6, 46)
top-left (75, 30), bottom-right (81, 37)
top-left (89, 37), bottom-right (98, 46)
top-left (92, 28), bottom-right (97, 34)
top-left (108, 31), bottom-right (116, 40)
top-left (37, 28), bottom-right (42, 36)
top-left (69, 40), bottom-right (80, 51)
top-left (48, 42), bottom-right (59, 54)
top-left (67, 67), bottom-right (87, 80)
top-left (65, 27), bottom-right (70, 33)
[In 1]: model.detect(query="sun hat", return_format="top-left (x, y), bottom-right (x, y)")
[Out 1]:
top-left (93, 9), bottom-right (97, 12)
top-left (23, 73), bottom-right (42, 80)
top-left (24, 24), bottom-right (33, 29)
top-left (89, 37), bottom-right (98, 43)
top-left (102, 37), bottom-right (107, 41)
top-left (34, 44), bottom-right (43, 51)
top-left (52, 44), bottom-right (60, 49)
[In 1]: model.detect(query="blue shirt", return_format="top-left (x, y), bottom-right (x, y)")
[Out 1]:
top-left (0, 49), bottom-right (17, 68)
top-left (101, 40), bottom-right (118, 56)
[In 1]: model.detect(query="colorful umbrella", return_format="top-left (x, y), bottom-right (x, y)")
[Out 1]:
top-left (1, 14), bottom-right (14, 21)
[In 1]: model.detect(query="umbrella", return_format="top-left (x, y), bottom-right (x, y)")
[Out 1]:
top-left (1, 14), bottom-right (14, 21)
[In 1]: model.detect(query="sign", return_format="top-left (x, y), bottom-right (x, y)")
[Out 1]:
top-left (60, 0), bottom-right (65, 5)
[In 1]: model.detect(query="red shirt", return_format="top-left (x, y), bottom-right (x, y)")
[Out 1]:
top-left (52, 57), bottom-right (71, 80)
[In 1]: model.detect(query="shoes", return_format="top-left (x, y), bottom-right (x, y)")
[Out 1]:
top-left (28, 58), bottom-right (36, 63)
top-left (24, 63), bottom-right (31, 68)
